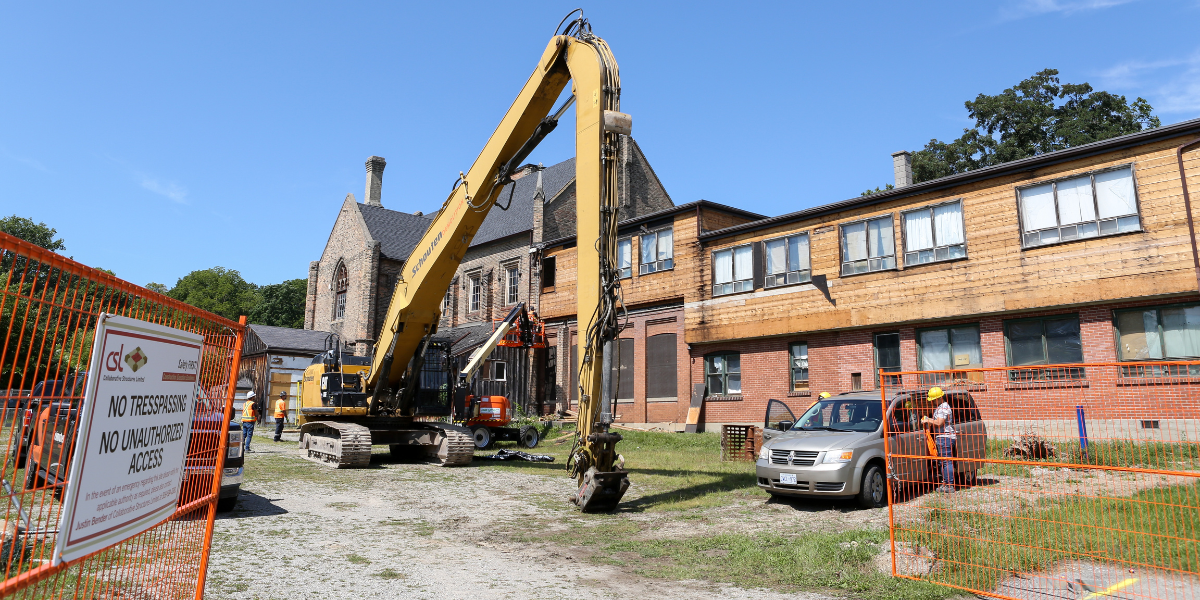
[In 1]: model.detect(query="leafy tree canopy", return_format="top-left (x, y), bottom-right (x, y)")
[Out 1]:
top-left (249, 278), bottom-right (308, 329)
top-left (166, 267), bottom-right (262, 323)
top-left (911, 69), bottom-right (1160, 183)
top-left (1, 215), bottom-right (65, 252)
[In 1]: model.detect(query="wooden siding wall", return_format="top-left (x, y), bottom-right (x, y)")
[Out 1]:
top-left (688, 137), bottom-right (1200, 344)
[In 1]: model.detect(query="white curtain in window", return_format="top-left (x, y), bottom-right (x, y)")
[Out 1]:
top-left (792, 234), bottom-right (810, 270)
top-left (950, 326), bottom-right (983, 365)
top-left (1096, 168), bottom-right (1137, 218)
top-left (657, 228), bottom-right (673, 260)
top-left (714, 249), bottom-right (733, 284)
top-left (733, 245), bottom-right (752, 280)
top-left (1021, 184), bottom-right (1056, 232)
top-left (640, 233), bottom-right (656, 264)
top-left (790, 343), bottom-right (808, 369)
top-left (919, 330), bottom-right (951, 370)
top-left (1162, 306), bottom-right (1200, 358)
top-left (867, 217), bottom-right (894, 258)
top-left (765, 239), bottom-right (787, 274)
top-left (618, 239), bottom-right (631, 270)
top-left (1056, 176), bottom-right (1096, 225)
top-left (1117, 310), bottom-right (1162, 360)
top-left (904, 209), bottom-right (933, 251)
top-left (933, 202), bottom-right (965, 246)
top-left (842, 222), bottom-right (866, 262)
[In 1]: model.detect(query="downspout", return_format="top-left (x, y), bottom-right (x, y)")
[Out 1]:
top-left (1177, 136), bottom-right (1200, 293)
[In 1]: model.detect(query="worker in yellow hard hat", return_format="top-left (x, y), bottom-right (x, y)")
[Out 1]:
top-left (920, 387), bottom-right (956, 493)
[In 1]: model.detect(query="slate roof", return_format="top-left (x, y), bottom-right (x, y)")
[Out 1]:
top-left (470, 158), bottom-right (576, 248)
top-left (246, 324), bottom-right (332, 356)
top-left (358, 204), bottom-right (434, 261)
top-left (432, 322), bottom-right (494, 357)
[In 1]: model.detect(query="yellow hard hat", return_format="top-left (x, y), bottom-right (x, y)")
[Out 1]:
top-left (819, 392), bottom-right (832, 399)
top-left (928, 386), bottom-right (944, 401)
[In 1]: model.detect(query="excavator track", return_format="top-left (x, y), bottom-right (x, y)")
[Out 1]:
top-left (424, 423), bottom-right (474, 466)
top-left (298, 421), bottom-right (372, 468)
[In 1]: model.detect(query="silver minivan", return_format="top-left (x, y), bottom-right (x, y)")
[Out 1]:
top-left (755, 391), bottom-right (986, 508)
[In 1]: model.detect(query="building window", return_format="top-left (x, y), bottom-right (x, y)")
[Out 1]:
top-left (645, 333), bottom-right (677, 401)
top-left (713, 245), bottom-right (753, 296)
top-left (468, 274), bottom-right (481, 312)
top-left (917, 325), bottom-right (982, 370)
top-left (765, 234), bottom-right (811, 288)
top-left (639, 227), bottom-right (674, 274)
top-left (875, 332), bottom-right (901, 386)
top-left (610, 338), bottom-right (634, 401)
top-left (1115, 304), bottom-right (1200, 360)
top-left (903, 200), bottom-right (966, 266)
top-left (1005, 315), bottom-right (1085, 379)
top-left (489, 360), bottom-right (506, 381)
top-left (705, 352), bottom-right (741, 396)
top-left (333, 262), bottom-right (348, 320)
top-left (1018, 165), bottom-right (1140, 248)
top-left (541, 256), bottom-right (556, 288)
top-left (789, 342), bottom-right (809, 392)
top-left (841, 216), bottom-right (896, 276)
top-left (442, 281), bottom-right (454, 314)
top-left (617, 238), bottom-right (632, 279)
top-left (505, 264), bottom-right (520, 305)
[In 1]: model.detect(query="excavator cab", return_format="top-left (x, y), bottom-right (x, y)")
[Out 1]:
top-left (319, 372), bottom-right (367, 409)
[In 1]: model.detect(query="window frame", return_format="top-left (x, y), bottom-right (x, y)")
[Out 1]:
top-left (1113, 302), bottom-right (1200, 362)
top-left (763, 233), bottom-right (812, 289)
top-left (704, 351), bottom-right (742, 396)
top-left (467, 272), bottom-right (482, 313)
top-left (489, 360), bottom-right (507, 381)
top-left (638, 226), bottom-right (675, 275)
top-left (712, 243), bottom-right (755, 297)
top-left (541, 255), bottom-right (556, 289)
top-left (901, 199), bottom-right (968, 267)
top-left (333, 262), bottom-right (348, 321)
top-left (873, 332), bottom-right (901, 387)
top-left (839, 214), bottom-right (898, 277)
top-left (617, 237), bottom-right (633, 279)
top-left (788, 342), bottom-right (809, 392)
top-left (504, 262), bottom-right (520, 306)
top-left (1003, 314), bottom-right (1086, 380)
top-left (1015, 163), bottom-right (1143, 250)
top-left (915, 323), bottom-right (983, 373)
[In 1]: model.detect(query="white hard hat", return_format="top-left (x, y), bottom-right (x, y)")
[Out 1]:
top-left (246, 391), bottom-right (256, 399)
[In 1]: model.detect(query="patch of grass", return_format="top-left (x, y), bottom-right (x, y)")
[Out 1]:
top-left (347, 553), bottom-right (371, 565)
top-left (375, 568), bottom-right (405, 579)
top-left (985, 438), bottom-right (1200, 471)
top-left (326, 502), bottom-right (359, 511)
top-left (903, 480), bottom-right (1200, 592)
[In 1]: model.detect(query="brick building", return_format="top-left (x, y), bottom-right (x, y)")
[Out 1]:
top-left (685, 117), bottom-right (1200, 427)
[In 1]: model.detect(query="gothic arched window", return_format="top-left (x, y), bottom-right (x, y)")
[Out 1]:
top-left (334, 262), bottom-right (348, 320)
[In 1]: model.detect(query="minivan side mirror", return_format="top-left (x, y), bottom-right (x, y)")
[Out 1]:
top-left (777, 420), bottom-right (793, 431)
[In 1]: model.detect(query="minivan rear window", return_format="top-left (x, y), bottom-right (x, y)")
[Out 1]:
top-left (793, 399), bottom-right (883, 432)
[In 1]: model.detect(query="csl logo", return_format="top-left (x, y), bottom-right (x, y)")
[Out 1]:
top-left (107, 344), bottom-right (148, 372)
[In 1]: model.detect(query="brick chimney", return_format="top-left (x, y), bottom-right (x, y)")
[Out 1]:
top-left (365, 156), bottom-right (386, 206)
top-left (891, 151), bottom-right (913, 188)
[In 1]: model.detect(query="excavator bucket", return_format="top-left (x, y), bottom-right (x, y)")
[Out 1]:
top-left (572, 466), bottom-right (630, 513)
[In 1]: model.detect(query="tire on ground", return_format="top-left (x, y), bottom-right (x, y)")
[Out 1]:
top-left (472, 427), bottom-right (493, 449)
top-left (518, 425), bottom-right (539, 449)
top-left (857, 463), bottom-right (886, 509)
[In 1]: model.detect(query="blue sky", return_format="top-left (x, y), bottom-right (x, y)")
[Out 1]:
top-left (2, 0), bottom-right (1198, 288)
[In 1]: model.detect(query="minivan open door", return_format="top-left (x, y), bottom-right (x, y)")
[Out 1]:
top-left (762, 399), bottom-right (797, 443)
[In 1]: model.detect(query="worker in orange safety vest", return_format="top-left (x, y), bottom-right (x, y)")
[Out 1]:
top-left (241, 391), bottom-right (257, 453)
top-left (273, 391), bottom-right (288, 442)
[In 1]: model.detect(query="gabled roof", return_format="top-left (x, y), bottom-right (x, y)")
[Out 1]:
top-left (470, 158), bottom-right (576, 248)
top-left (432, 322), bottom-right (494, 357)
top-left (358, 204), bottom-right (434, 261)
top-left (245, 324), bottom-right (331, 356)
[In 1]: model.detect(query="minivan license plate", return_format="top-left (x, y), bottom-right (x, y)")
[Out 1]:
top-left (779, 473), bottom-right (797, 485)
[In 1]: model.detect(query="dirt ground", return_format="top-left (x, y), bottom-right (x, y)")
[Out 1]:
top-left (205, 435), bottom-right (884, 600)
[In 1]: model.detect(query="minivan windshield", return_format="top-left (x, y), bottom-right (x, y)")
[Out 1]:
top-left (792, 399), bottom-right (883, 432)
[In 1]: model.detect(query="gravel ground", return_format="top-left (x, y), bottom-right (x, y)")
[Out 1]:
top-left (205, 437), bottom-right (848, 600)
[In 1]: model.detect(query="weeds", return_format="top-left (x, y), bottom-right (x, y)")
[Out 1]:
top-left (347, 554), bottom-right (370, 565)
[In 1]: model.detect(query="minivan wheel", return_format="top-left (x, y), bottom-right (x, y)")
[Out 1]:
top-left (858, 464), bottom-right (886, 509)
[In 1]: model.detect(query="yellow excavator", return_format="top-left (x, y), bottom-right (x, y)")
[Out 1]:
top-left (297, 10), bottom-right (630, 511)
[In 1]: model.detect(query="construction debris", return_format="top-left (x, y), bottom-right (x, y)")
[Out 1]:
top-left (475, 449), bottom-right (555, 463)
top-left (1003, 432), bottom-right (1058, 460)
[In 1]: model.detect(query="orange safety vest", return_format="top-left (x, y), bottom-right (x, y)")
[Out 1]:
top-left (274, 398), bottom-right (287, 419)
top-left (242, 400), bottom-right (257, 422)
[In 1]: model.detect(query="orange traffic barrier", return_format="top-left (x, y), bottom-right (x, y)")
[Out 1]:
top-left (880, 363), bottom-right (1200, 600)
top-left (0, 231), bottom-right (245, 599)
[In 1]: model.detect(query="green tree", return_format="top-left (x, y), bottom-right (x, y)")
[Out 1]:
top-left (146, 282), bottom-right (169, 294)
top-left (167, 267), bottom-right (261, 322)
top-left (1, 215), bottom-right (65, 252)
top-left (250, 278), bottom-right (307, 328)
top-left (911, 69), bottom-right (1160, 183)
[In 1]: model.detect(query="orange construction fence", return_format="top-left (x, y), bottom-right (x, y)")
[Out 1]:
top-left (881, 363), bottom-right (1200, 600)
top-left (0, 231), bottom-right (245, 599)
